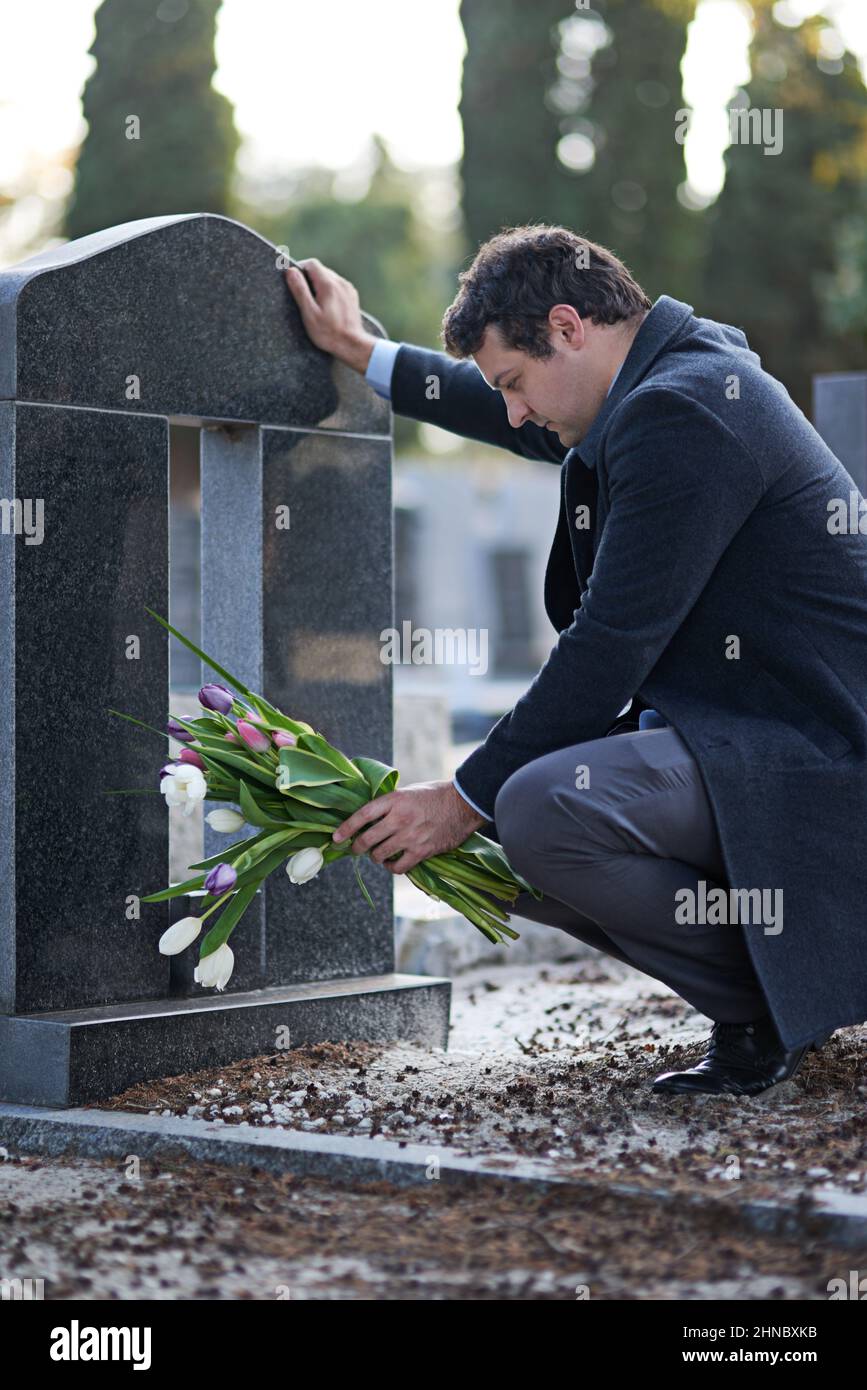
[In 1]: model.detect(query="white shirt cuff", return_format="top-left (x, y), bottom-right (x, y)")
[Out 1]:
top-left (364, 338), bottom-right (402, 399)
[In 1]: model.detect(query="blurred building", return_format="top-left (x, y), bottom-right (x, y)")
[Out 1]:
top-left (393, 451), bottom-right (561, 736)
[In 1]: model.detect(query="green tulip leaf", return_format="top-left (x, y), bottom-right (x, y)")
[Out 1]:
top-left (239, 779), bottom-right (290, 828)
top-left (279, 780), bottom-right (366, 814)
top-left (140, 873), bottom-right (206, 903)
top-left (187, 829), bottom-right (273, 872)
top-left (295, 732), bottom-right (366, 782)
top-left (145, 608), bottom-right (258, 702)
top-left (198, 882), bottom-right (261, 959)
top-left (352, 756), bottom-right (400, 799)
top-left (276, 747), bottom-right (352, 788)
top-left (352, 857), bottom-right (376, 912)
top-left (195, 747), bottom-right (277, 791)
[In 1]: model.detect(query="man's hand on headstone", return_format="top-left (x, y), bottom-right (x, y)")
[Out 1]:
top-left (284, 258), bottom-right (377, 373)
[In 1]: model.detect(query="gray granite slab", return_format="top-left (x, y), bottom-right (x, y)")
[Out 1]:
top-left (0, 212), bottom-right (441, 1113)
top-left (195, 423), bottom-right (267, 995)
top-left (0, 402), bottom-right (170, 1014)
top-left (0, 974), bottom-right (450, 1106)
top-left (813, 373), bottom-right (867, 493)
top-left (0, 213), bottom-right (390, 433)
top-left (261, 428), bottom-right (394, 985)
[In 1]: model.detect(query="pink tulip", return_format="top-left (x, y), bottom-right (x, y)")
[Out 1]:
top-left (224, 731), bottom-right (238, 742)
top-left (236, 719), bottom-right (271, 753)
top-left (272, 731), bottom-right (297, 748)
top-left (179, 748), bottom-right (205, 770)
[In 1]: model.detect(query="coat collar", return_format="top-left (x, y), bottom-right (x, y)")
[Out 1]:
top-left (572, 294), bottom-right (695, 470)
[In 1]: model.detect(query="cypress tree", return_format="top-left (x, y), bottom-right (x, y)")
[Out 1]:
top-left (458, 0), bottom-right (579, 252)
top-left (65, 0), bottom-right (239, 240)
top-left (702, 4), bottom-right (867, 411)
top-left (571, 0), bottom-right (700, 300)
top-left (458, 0), bottom-right (699, 299)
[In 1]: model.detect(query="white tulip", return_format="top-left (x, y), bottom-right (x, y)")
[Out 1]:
top-left (161, 763), bottom-right (208, 817)
top-left (158, 916), bottom-right (202, 955)
top-left (286, 846), bottom-right (325, 884)
top-left (205, 807), bottom-right (246, 833)
top-left (194, 943), bottom-right (234, 991)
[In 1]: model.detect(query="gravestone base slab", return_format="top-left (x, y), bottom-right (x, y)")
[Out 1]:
top-left (0, 973), bottom-right (450, 1108)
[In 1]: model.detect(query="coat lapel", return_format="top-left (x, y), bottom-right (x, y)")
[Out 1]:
top-left (554, 296), bottom-right (696, 601)
top-left (574, 295), bottom-right (695, 472)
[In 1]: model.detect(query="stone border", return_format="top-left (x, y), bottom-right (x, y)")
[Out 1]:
top-left (0, 975), bottom-right (450, 1107)
top-left (1, 1103), bottom-right (866, 1250)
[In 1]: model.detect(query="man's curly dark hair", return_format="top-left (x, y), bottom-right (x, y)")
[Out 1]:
top-left (442, 224), bottom-right (652, 360)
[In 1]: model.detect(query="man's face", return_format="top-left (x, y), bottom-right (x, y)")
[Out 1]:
top-left (471, 314), bottom-right (607, 449)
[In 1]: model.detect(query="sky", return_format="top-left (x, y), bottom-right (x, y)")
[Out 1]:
top-left (1, 0), bottom-right (866, 262)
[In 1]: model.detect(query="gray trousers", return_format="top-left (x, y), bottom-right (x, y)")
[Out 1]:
top-left (492, 726), bottom-right (768, 1025)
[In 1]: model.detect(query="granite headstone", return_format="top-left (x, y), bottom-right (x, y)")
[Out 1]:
top-left (0, 213), bottom-right (449, 1105)
top-left (813, 372), bottom-right (867, 495)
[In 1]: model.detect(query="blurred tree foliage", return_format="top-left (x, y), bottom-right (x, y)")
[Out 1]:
top-left (55, 0), bottom-right (867, 426)
top-left (247, 136), bottom-right (461, 451)
top-left (64, 0), bottom-right (239, 240)
top-left (820, 215), bottom-right (867, 339)
top-left (702, 3), bottom-right (867, 413)
top-left (458, 0), bottom-right (701, 301)
top-left (561, 0), bottom-right (701, 301)
top-left (458, 0), bottom-right (584, 246)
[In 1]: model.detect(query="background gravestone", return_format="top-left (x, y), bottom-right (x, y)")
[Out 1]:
top-left (813, 373), bottom-right (867, 495)
top-left (0, 212), bottom-right (449, 1106)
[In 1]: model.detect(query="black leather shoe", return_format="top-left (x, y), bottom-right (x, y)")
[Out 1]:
top-left (651, 1014), bottom-right (833, 1096)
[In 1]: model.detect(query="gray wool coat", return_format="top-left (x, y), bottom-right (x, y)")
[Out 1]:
top-left (389, 294), bottom-right (867, 1051)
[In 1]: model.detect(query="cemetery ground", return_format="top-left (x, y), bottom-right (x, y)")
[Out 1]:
top-left (2, 949), bottom-right (866, 1299)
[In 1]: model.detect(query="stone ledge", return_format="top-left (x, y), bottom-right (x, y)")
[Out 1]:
top-left (0, 974), bottom-right (450, 1108)
top-left (1, 1103), bottom-right (865, 1251)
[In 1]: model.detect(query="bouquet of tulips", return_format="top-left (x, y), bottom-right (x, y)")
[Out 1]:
top-left (107, 610), bottom-right (541, 991)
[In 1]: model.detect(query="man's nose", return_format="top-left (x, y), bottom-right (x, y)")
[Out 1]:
top-left (505, 397), bottom-right (531, 428)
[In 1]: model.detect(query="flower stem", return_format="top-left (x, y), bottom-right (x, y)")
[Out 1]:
top-left (199, 888), bottom-right (236, 922)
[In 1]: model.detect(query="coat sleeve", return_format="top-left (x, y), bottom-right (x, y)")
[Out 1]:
top-left (454, 387), bottom-right (767, 819)
top-left (389, 342), bottom-right (568, 465)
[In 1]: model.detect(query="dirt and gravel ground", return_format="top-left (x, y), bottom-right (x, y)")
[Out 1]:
top-left (99, 954), bottom-right (867, 1210)
top-left (1, 1149), bottom-right (864, 1300)
top-left (3, 953), bottom-right (865, 1300)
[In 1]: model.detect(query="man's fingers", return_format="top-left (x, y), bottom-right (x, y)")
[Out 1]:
top-left (332, 795), bottom-right (393, 844)
top-left (370, 834), bottom-right (407, 865)
top-left (291, 257), bottom-right (330, 297)
top-left (284, 265), bottom-right (320, 320)
top-left (351, 815), bottom-right (397, 856)
top-left (384, 849), bottom-right (417, 875)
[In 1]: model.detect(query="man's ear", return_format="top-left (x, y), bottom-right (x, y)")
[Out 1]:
top-left (548, 304), bottom-right (585, 349)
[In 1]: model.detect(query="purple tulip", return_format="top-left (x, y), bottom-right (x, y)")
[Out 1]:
top-left (167, 717), bottom-right (195, 743)
top-left (199, 683), bottom-right (235, 715)
top-left (178, 748), bottom-right (205, 770)
top-left (204, 862), bottom-right (238, 895)
top-left (237, 719), bottom-right (271, 753)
